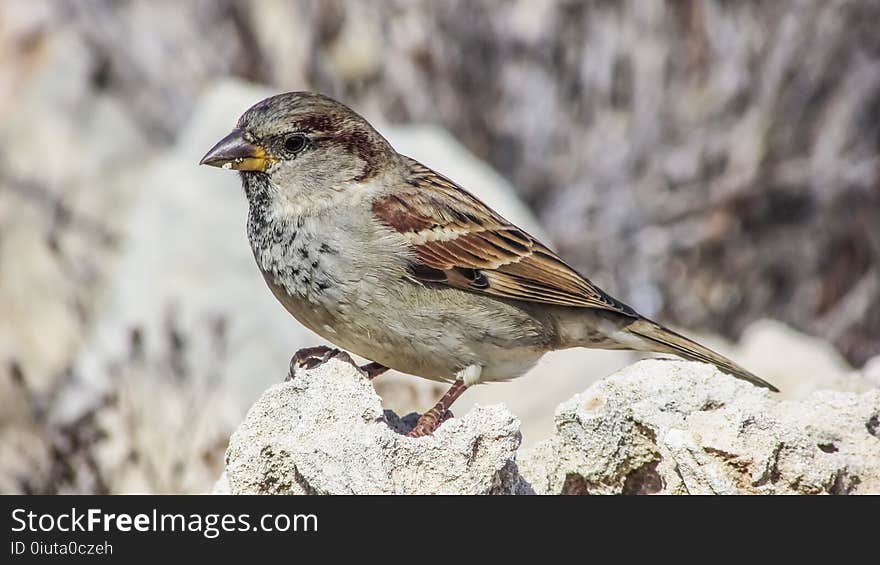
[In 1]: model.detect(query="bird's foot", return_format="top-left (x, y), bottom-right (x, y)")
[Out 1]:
top-left (406, 379), bottom-right (468, 437)
top-left (286, 346), bottom-right (346, 380)
top-left (286, 346), bottom-right (389, 381)
top-left (407, 409), bottom-right (454, 437)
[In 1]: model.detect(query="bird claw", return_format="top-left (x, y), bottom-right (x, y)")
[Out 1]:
top-left (286, 346), bottom-right (347, 380)
top-left (406, 379), bottom-right (467, 437)
top-left (406, 409), bottom-right (454, 437)
top-left (286, 346), bottom-right (387, 381)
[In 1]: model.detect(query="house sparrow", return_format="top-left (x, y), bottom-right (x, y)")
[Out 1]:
top-left (200, 92), bottom-right (777, 438)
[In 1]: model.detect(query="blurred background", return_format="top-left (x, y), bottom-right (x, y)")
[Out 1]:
top-left (1, 0), bottom-right (879, 494)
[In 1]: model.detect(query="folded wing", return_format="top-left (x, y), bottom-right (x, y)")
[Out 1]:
top-left (373, 157), bottom-right (637, 317)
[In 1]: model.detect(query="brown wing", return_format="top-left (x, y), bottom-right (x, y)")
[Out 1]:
top-left (372, 158), bottom-right (637, 317)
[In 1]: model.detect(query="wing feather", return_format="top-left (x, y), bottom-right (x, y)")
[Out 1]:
top-left (374, 157), bottom-right (637, 317)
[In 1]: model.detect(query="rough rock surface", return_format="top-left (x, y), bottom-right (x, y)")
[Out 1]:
top-left (520, 360), bottom-right (880, 495)
top-left (222, 357), bottom-right (879, 495)
top-left (224, 358), bottom-right (530, 495)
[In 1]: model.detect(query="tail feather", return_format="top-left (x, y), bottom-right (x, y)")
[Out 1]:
top-left (625, 318), bottom-right (779, 392)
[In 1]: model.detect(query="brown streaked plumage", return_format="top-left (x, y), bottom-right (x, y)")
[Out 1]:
top-left (373, 158), bottom-right (638, 313)
top-left (200, 91), bottom-right (778, 438)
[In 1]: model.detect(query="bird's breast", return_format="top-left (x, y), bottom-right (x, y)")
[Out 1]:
top-left (247, 206), bottom-right (409, 325)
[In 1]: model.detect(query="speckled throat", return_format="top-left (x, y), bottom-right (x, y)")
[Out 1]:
top-left (241, 171), bottom-right (337, 305)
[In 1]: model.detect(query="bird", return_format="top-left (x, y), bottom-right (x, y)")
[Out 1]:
top-left (200, 91), bottom-right (778, 438)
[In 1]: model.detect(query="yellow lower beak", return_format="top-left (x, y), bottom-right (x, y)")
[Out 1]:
top-left (199, 129), bottom-right (273, 172)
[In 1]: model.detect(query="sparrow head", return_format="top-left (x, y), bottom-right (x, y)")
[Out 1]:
top-left (200, 92), bottom-right (395, 205)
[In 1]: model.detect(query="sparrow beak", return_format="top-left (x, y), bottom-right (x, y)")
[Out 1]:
top-left (199, 129), bottom-right (273, 171)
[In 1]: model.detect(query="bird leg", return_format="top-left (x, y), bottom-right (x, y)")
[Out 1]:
top-left (286, 346), bottom-right (388, 381)
top-left (407, 379), bottom-right (469, 438)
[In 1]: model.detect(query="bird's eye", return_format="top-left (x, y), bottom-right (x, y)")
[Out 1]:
top-left (284, 134), bottom-right (308, 153)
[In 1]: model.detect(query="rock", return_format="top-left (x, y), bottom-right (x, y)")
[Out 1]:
top-left (463, 316), bottom-right (878, 449)
top-left (222, 355), bottom-right (878, 495)
top-left (224, 357), bottom-right (530, 495)
top-left (520, 359), bottom-right (880, 495)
